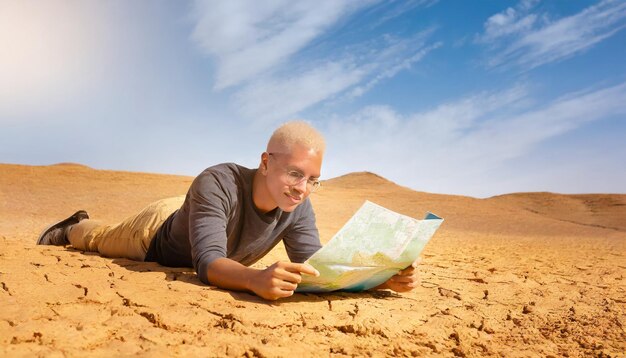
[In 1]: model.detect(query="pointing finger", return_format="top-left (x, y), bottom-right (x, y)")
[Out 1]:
top-left (284, 263), bottom-right (320, 277)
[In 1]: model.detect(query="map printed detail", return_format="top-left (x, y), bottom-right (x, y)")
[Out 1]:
top-left (297, 201), bottom-right (444, 293)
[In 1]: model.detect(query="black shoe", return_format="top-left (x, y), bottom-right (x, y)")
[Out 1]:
top-left (37, 210), bottom-right (90, 245)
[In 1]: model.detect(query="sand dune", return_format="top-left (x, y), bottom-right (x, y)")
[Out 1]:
top-left (1, 163), bottom-right (624, 356)
top-left (488, 192), bottom-right (626, 232)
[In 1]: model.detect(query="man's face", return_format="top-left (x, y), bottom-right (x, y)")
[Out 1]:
top-left (263, 144), bottom-right (323, 212)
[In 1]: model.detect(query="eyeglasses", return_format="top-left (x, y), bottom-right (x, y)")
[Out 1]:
top-left (268, 153), bottom-right (322, 192)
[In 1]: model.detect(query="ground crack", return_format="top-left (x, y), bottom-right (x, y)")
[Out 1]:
top-left (137, 311), bottom-right (169, 330)
top-left (1, 282), bottom-right (12, 296)
top-left (116, 291), bottom-right (146, 307)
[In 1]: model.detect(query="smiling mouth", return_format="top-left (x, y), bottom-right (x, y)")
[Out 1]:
top-left (285, 193), bottom-right (302, 203)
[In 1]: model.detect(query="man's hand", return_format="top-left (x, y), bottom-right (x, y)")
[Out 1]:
top-left (247, 261), bottom-right (319, 300)
top-left (377, 258), bottom-right (421, 293)
top-left (205, 258), bottom-right (319, 301)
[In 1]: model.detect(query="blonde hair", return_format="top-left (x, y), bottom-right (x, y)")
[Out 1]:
top-left (267, 120), bottom-right (326, 154)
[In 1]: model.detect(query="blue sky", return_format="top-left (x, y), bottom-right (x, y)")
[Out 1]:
top-left (1, 0), bottom-right (625, 197)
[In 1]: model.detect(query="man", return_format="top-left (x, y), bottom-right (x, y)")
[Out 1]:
top-left (37, 121), bottom-right (419, 300)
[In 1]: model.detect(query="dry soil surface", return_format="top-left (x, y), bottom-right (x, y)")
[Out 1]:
top-left (1, 163), bottom-right (624, 357)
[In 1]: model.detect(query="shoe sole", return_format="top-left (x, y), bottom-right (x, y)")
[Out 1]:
top-left (36, 210), bottom-right (90, 245)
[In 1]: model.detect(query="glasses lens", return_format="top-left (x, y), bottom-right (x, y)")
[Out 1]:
top-left (281, 167), bottom-right (321, 192)
top-left (286, 171), bottom-right (303, 186)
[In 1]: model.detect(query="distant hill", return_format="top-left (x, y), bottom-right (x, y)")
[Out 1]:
top-left (487, 192), bottom-right (626, 232)
top-left (1, 163), bottom-right (623, 241)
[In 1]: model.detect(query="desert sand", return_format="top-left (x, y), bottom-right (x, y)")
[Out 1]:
top-left (1, 163), bottom-right (624, 357)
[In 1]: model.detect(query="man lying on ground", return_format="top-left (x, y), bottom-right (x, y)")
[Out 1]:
top-left (37, 121), bottom-right (419, 300)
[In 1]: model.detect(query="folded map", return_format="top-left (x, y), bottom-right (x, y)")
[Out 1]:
top-left (296, 201), bottom-right (444, 293)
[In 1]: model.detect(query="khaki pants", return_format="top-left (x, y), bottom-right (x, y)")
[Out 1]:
top-left (67, 196), bottom-right (185, 261)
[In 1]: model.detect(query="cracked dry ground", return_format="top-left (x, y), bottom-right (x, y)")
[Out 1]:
top-left (1, 164), bottom-right (625, 357)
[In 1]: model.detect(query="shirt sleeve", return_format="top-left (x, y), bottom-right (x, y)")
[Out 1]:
top-left (187, 170), bottom-right (232, 285)
top-left (282, 199), bottom-right (322, 263)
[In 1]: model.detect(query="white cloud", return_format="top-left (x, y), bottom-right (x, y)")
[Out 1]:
top-left (321, 85), bottom-right (529, 179)
top-left (368, 0), bottom-right (439, 28)
top-left (479, 0), bottom-right (626, 70)
top-left (321, 81), bottom-right (626, 197)
top-left (190, 0), bottom-right (376, 90)
top-left (233, 30), bottom-right (440, 123)
top-left (348, 37), bottom-right (442, 99)
top-left (480, 8), bottom-right (537, 42)
top-left (190, 1), bottom-right (441, 123)
top-left (452, 83), bottom-right (626, 168)
top-left (233, 61), bottom-right (367, 124)
top-left (476, 0), bottom-right (540, 43)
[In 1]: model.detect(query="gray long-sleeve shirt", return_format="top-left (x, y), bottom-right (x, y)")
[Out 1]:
top-left (145, 163), bottom-right (322, 284)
